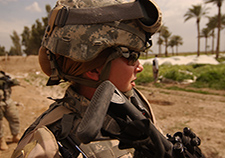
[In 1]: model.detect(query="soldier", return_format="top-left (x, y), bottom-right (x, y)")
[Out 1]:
top-left (12, 0), bottom-right (163, 157)
top-left (0, 71), bottom-right (20, 150)
top-left (152, 55), bottom-right (159, 83)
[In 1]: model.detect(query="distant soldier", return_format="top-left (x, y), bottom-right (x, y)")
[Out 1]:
top-left (0, 71), bottom-right (20, 150)
top-left (152, 55), bottom-right (159, 83)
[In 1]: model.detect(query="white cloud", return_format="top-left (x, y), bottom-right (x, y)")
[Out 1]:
top-left (25, 2), bottom-right (42, 13)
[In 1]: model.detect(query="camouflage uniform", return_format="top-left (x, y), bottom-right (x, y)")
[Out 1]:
top-left (0, 73), bottom-right (20, 139)
top-left (14, 84), bottom-right (157, 157)
top-left (0, 93), bottom-right (20, 138)
top-left (152, 56), bottom-right (159, 83)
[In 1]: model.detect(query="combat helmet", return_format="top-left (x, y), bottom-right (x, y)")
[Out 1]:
top-left (39, 0), bottom-right (162, 87)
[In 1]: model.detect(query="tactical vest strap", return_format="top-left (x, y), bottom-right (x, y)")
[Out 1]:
top-left (56, 113), bottom-right (76, 140)
top-left (36, 105), bottom-right (72, 128)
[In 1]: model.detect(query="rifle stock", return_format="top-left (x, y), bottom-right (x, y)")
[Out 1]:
top-left (110, 89), bottom-right (173, 158)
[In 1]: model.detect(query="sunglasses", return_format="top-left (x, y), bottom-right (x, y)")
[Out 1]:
top-left (119, 47), bottom-right (141, 66)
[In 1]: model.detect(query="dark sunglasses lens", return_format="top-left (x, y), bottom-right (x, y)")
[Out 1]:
top-left (127, 52), bottom-right (140, 65)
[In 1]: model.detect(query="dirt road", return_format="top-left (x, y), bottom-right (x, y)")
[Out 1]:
top-left (1, 56), bottom-right (224, 158)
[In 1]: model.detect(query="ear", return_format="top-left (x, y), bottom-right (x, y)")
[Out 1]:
top-left (85, 68), bottom-right (102, 81)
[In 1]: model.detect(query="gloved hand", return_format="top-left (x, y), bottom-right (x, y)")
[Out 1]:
top-left (102, 118), bottom-right (173, 158)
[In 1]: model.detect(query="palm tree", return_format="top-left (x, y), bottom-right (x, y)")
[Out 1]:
top-left (172, 35), bottom-right (183, 55)
top-left (156, 25), bottom-right (164, 55)
top-left (184, 4), bottom-right (209, 56)
top-left (204, 0), bottom-right (224, 59)
top-left (168, 38), bottom-right (176, 55)
top-left (160, 26), bottom-right (171, 57)
top-left (200, 27), bottom-right (211, 54)
top-left (157, 37), bottom-right (163, 56)
top-left (207, 15), bottom-right (218, 54)
top-left (206, 14), bottom-right (225, 54)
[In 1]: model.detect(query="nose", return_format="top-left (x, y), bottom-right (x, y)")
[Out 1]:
top-left (136, 60), bottom-right (143, 73)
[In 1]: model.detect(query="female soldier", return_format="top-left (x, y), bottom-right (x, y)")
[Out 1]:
top-left (12, 0), bottom-right (163, 157)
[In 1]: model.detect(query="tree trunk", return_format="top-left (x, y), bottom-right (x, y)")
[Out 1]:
top-left (205, 37), bottom-right (208, 54)
top-left (197, 20), bottom-right (200, 56)
top-left (215, 5), bottom-right (221, 59)
top-left (211, 30), bottom-right (215, 54)
top-left (176, 46), bottom-right (179, 55)
top-left (159, 44), bottom-right (161, 55)
top-left (165, 39), bottom-right (168, 57)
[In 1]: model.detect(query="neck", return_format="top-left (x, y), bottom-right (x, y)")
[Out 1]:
top-left (76, 84), bottom-right (96, 100)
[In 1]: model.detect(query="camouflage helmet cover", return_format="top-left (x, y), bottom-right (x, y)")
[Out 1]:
top-left (42, 0), bottom-right (162, 62)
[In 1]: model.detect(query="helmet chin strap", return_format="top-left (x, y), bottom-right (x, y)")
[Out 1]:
top-left (46, 49), bottom-right (121, 88)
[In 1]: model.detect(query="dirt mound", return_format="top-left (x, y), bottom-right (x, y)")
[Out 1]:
top-left (0, 56), bottom-right (225, 158)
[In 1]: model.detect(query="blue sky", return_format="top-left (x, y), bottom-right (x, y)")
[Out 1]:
top-left (0, 0), bottom-right (224, 53)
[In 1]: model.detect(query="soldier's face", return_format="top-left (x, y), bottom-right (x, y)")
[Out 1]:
top-left (108, 57), bottom-right (143, 92)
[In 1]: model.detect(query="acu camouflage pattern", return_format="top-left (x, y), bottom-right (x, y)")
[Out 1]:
top-left (42, 21), bottom-right (146, 62)
top-left (14, 85), bottom-right (134, 158)
top-left (65, 87), bottom-right (134, 157)
top-left (0, 96), bottom-right (20, 138)
top-left (0, 73), bottom-right (20, 138)
top-left (42, 0), bottom-right (154, 62)
top-left (62, 86), bottom-right (135, 157)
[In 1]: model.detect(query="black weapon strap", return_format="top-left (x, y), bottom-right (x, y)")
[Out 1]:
top-left (46, 96), bottom-right (84, 158)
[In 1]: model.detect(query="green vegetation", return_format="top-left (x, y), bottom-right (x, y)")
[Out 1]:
top-left (192, 64), bottom-right (225, 89)
top-left (216, 56), bottom-right (225, 63)
top-left (136, 61), bottom-right (225, 90)
top-left (160, 65), bottom-right (194, 82)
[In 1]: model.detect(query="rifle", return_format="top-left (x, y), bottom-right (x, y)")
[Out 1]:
top-left (76, 80), bottom-right (205, 158)
top-left (0, 72), bottom-right (20, 89)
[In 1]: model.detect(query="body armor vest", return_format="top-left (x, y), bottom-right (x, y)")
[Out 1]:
top-left (16, 85), bottom-right (156, 158)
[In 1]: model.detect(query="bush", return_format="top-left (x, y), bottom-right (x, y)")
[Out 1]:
top-left (163, 69), bottom-right (193, 82)
top-left (192, 65), bottom-right (225, 90)
top-left (192, 64), bottom-right (207, 69)
top-left (160, 65), bottom-right (194, 82)
top-left (137, 64), bottom-right (194, 84)
top-left (136, 62), bottom-right (225, 90)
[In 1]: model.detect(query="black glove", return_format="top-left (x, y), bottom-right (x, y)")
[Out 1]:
top-left (102, 118), bottom-right (173, 158)
top-left (167, 127), bottom-right (206, 158)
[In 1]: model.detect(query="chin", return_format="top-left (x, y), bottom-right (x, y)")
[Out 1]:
top-left (126, 86), bottom-right (133, 92)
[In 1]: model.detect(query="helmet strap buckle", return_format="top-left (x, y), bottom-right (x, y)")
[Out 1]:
top-left (46, 51), bottom-right (62, 86)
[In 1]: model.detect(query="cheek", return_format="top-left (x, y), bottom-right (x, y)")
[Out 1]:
top-left (108, 58), bottom-right (134, 92)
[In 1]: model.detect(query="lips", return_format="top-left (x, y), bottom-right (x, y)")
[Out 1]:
top-left (131, 81), bottom-right (136, 87)
top-left (131, 78), bottom-right (136, 87)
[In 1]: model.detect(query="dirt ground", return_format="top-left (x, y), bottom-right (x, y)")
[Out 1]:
top-left (0, 56), bottom-right (224, 158)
